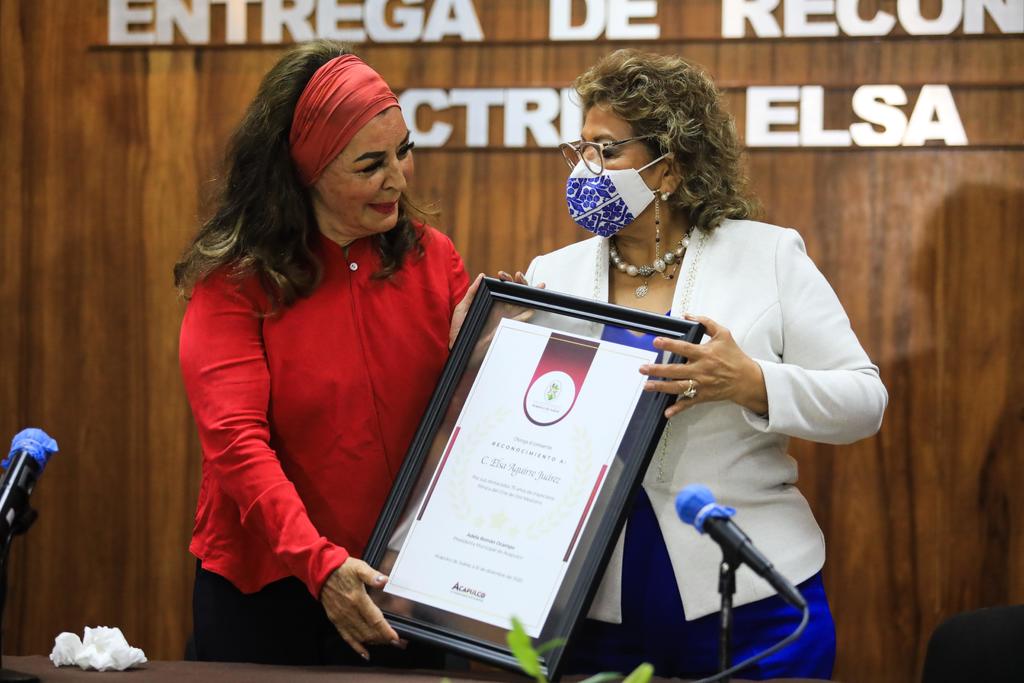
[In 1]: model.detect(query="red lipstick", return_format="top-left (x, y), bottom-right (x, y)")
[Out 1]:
top-left (369, 201), bottom-right (397, 215)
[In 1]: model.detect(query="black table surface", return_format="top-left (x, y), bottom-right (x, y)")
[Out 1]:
top-left (2, 656), bottom-right (830, 682)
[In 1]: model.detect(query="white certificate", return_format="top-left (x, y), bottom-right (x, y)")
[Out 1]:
top-left (384, 317), bottom-right (657, 637)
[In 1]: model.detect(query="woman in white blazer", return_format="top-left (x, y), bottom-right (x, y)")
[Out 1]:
top-left (508, 50), bottom-right (887, 680)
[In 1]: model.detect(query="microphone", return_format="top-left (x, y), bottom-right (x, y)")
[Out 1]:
top-left (1, 428), bottom-right (59, 541)
top-left (675, 484), bottom-right (806, 610)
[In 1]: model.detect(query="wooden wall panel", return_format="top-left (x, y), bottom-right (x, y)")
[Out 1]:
top-left (750, 151), bottom-right (1024, 678)
top-left (355, 39), bottom-right (1024, 90)
top-left (0, 0), bottom-right (27, 452)
top-left (1, 2), bottom-right (1021, 682)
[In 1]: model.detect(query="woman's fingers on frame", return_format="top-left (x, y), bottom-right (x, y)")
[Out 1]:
top-left (356, 593), bottom-right (399, 643)
top-left (666, 400), bottom-right (695, 418)
top-left (652, 336), bottom-right (704, 357)
top-left (466, 272), bottom-right (483, 293)
top-left (639, 362), bottom-right (695, 379)
top-left (339, 629), bottom-right (370, 660)
top-left (497, 271), bottom-right (539, 288)
top-left (357, 619), bottom-right (384, 645)
top-left (643, 379), bottom-right (688, 394)
top-left (683, 312), bottom-right (722, 337)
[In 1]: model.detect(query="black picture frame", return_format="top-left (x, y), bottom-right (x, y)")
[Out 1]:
top-left (363, 277), bottom-right (705, 680)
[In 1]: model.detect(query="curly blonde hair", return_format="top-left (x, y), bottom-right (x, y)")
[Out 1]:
top-left (574, 49), bottom-right (759, 232)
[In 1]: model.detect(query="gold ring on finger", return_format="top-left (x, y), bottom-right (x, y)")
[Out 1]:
top-left (681, 379), bottom-right (698, 400)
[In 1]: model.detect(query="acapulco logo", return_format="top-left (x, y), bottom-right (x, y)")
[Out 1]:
top-left (451, 582), bottom-right (486, 601)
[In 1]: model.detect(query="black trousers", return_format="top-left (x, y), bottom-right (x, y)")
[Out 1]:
top-left (192, 561), bottom-right (445, 668)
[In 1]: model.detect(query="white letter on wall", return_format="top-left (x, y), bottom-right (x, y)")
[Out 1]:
top-left (317, 0), bottom-right (367, 41)
top-left (560, 88), bottom-right (583, 142)
top-left (210, 0), bottom-right (258, 43)
top-left (263, 0), bottom-right (314, 43)
top-left (399, 89), bottom-right (453, 147)
top-left (109, 0), bottom-right (155, 44)
top-left (849, 85), bottom-right (909, 146)
top-left (607, 0), bottom-right (661, 39)
top-left (722, 0), bottom-right (782, 38)
top-left (423, 0), bottom-right (484, 41)
top-left (449, 89), bottom-right (505, 147)
top-left (784, 0), bottom-right (840, 36)
top-left (898, 0), bottom-right (963, 34)
top-left (366, 0), bottom-right (424, 42)
top-left (964, 0), bottom-right (1023, 33)
top-left (835, 0), bottom-right (896, 34)
top-left (745, 87), bottom-right (800, 146)
top-left (800, 86), bottom-right (852, 146)
top-left (902, 85), bottom-right (968, 146)
top-left (156, 0), bottom-right (210, 43)
top-left (549, 0), bottom-right (606, 40)
top-left (505, 89), bottom-right (562, 148)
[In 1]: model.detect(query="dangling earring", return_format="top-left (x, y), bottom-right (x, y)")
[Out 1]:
top-left (635, 195), bottom-right (661, 299)
top-left (653, 194), bottom-right (665, 274)
top-left (606, 193), bottom-right (686, 298)
top-left (660, 191), bottom-right (670, 201)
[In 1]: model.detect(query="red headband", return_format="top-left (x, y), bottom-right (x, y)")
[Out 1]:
top-left (289, 55), bottom-right (399, 186)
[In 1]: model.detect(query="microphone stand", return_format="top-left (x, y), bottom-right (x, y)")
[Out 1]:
top-left (717, 548), bottom-right (740, 682)
top-left (0, 490), bottom-right (40, 683)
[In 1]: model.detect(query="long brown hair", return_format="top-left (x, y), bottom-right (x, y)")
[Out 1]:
top-left (174, 40), bottom-right (426, 309)
top-left (574, 49), bottom-right (759, 232)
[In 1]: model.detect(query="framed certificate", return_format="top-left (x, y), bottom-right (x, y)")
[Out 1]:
top-left (363, 278), bottom-right (704, 679)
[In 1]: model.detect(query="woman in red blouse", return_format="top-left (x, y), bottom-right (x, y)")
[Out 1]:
top-left (174, 41), bottom-right (474, 667)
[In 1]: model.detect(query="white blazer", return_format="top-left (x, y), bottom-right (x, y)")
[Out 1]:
top-left (524, 219), bottom-right (887, 622)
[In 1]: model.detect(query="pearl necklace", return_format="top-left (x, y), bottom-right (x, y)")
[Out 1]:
top-left (609, 234), bottom-right (690, 298)
top-left (608, 195), bottom-right (692, 298)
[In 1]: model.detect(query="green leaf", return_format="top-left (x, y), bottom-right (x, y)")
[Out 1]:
top-left (578, 673), bottom-right (625, 683)
top-left (622, 662), bottom-right (654, 683)
top-left (535, 637), bottom-right (567, 655)
top-left (506, 616), bottom-right (542, 679)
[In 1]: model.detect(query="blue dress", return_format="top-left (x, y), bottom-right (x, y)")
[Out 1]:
top-left (563, 323), bottom-right (836, 680)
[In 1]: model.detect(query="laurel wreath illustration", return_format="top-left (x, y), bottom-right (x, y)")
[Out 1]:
top-left (522, 425), bottom-right (592, 541)
top-left (447, 414), bottom-right (595, 544)
top-left (447, 408), bottom-right (510, 526)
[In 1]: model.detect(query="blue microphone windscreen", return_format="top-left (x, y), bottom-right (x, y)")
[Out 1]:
top-left (5, 428), bottom-right (59, 472)
top-left (675, 484), bottom-right (715, 526)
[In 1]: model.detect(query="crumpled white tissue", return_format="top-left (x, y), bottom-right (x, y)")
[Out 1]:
top-left (50, 626), bottom-right (147, 671)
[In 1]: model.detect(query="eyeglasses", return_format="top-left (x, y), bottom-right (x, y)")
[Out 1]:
top-left (559, 135), bottom-right (658, 175)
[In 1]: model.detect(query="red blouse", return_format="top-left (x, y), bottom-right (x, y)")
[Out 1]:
top-left (180, 227), bottom-right (469, 598)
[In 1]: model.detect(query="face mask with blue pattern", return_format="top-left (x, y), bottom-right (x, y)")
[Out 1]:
top-left (564, 155), bottom-right (668, 237)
